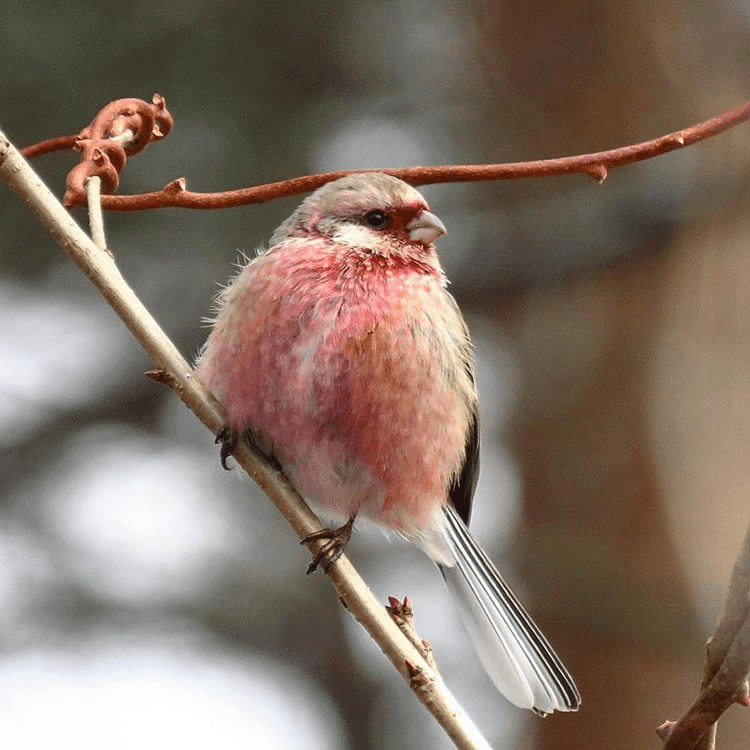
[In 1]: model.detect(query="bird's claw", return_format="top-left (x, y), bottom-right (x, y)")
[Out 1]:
top-left (302, 516), bottom-right (355, 574)
top-left (215, 426), bottom-right (238, 470)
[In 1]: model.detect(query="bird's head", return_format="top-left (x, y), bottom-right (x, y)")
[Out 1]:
top-left (270, 173), bottom-right (446, 254)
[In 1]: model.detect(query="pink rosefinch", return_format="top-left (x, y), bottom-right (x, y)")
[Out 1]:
top-left (197, 173), bottom-right (580, 714)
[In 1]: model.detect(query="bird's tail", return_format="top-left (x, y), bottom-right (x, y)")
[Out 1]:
top-left (438, 504), bottom-right (580, 715)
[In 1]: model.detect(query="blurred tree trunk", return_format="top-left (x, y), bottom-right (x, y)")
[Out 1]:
top-left (496, 191), bottom-right (750, 749)
top-left (470, 1), bottom-right (750, 747)
top-left (497, 254), bottom-right (700, 749)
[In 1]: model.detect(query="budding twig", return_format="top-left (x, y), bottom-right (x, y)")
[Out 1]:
top-left (386, 596), bottom-right (440, 674)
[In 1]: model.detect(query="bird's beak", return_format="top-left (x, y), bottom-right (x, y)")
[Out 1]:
top-left (406, 210), bottom-right (447, 245)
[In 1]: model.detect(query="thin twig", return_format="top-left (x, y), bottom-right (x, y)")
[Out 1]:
top-left (386, 596), bottom-right (440, 674)
top-left (51, 97), bottom-right (750, 211)
top-left (83, 129), bottom-right (138, 252)
top-left (707, 526), bottom-right (750, 682)
top-left (659, 522), bottom-right (750, 750)
top-left (85, 177), bottom-right (107, 250)
top-left (0, 130), bottom-right (493, 750)
top-left (22, 98), bottom-right (750, 212)
top-left (20, 134), bottom-right (78, 158)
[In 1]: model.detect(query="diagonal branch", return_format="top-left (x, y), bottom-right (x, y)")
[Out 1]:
top-left (0, 130), bottom-right (493, 750)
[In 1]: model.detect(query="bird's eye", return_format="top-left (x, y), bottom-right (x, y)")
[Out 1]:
top-left (363, 210), bottom-right (391, 229)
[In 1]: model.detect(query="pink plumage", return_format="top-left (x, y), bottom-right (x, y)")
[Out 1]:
top-left (198, 173), bottom-right (580, 714)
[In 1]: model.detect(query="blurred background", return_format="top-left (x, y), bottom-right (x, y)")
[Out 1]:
top-left (2, 1), bottom-right (750, 747)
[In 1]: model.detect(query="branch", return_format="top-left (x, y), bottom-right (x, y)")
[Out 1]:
top-left (21, 134), bottom-right (77, 158)
top-left (0, 131), bottom-right (494, 750)
top-left (386, 596), bottom-right (440, 674)
top-left (85, 176), bottom-right (107, 251)
top-left (658, 523), bottom-right (750, 749)
top-left (39, 97), bottom-right (750, 211)
top-left (62, 94), bottom-right (173, 207)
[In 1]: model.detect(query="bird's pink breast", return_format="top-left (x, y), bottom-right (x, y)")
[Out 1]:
top-left (199, 240), bottom-right (473, 540)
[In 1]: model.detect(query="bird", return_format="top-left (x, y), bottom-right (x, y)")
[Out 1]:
top-left (197, 172), bottom-right (581, 715)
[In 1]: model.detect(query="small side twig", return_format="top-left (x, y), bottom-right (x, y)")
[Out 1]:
top-left (386, 596), bottom-right (440, 674)
top-left (85, 177), bottom-right (107, 251)
top-left (20, 134), bottom-right (78, 158)
top-left (658, 523), bottom-right (750, 750)
top-left (83, 129), bottom-right (138, 254)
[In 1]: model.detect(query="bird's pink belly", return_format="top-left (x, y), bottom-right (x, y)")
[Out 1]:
top-left (249, 319), bottom-right (469, 536)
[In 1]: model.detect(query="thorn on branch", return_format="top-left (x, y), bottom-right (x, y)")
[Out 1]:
top-left (583, 164), bottom-right (608, 183)
top-left (145, 368), bottom-right (179, 389)
top-left (164, 177), bottom-right (187, 194)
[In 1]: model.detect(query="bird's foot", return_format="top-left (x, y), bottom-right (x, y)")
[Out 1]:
top-left (302, 516), bottom-right (355, 574)
top-left (215, 426), bottom-right (238, 470)
top-left (215, 426), bottom-right (283, 472)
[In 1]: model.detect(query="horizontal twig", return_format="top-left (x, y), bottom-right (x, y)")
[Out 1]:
top-left (21, 97), bottom-right (750, 214)
top-left (87, 98), bottom-right (750, 211)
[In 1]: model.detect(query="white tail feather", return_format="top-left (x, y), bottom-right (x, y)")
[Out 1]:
top-left (438, 505), bottom-right (580, 715)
